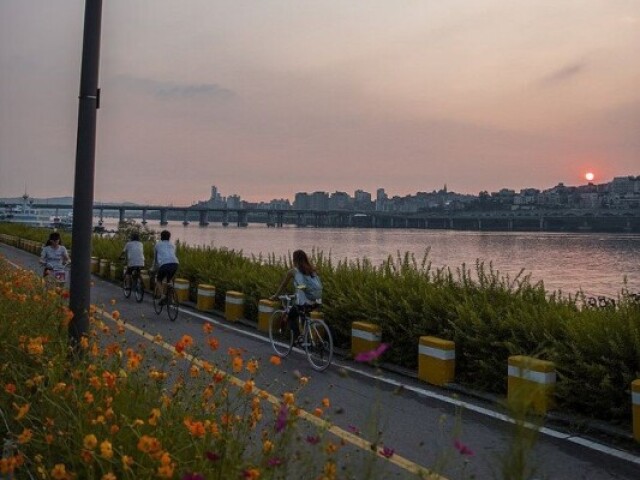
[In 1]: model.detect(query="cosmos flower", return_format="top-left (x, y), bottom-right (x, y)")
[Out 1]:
top-left (354, 343), bottom-right (390, 363)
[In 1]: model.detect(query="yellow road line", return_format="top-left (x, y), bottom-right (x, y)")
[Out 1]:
top-left (100, 310), bottom-right (444, 479)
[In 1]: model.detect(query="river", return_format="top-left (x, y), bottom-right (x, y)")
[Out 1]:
top-left (100, 220), bottom-right (639, 298)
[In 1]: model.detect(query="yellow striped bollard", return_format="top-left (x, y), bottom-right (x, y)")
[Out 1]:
top-left (225, 291), bottom-right (245, 321)
top-left (258, 299), bottom-right (278, 332)
top-left (351, 321), bottom-right (381, 357)
top-left (110, 264), bottom-right (122, 281)
top-left (508, 355), bottom-right (556, 415)
top-left (99, 259), bottom-right (110, 277)
top-left (633, 379), bottom-right (640, 442)
top-left (418, 336), bottom-right (455, 386)
top-left (197, 284), bottom-right (216, 312)
top-left (173, 278), bottom-right (190, 303)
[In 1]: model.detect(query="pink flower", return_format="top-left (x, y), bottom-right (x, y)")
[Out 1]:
top-left (347, 425), bottom-right (361, 435)
top-left (181, 473), bottom-right (205, 480)
top-left (205, 451), bottom-right (220, 462)
top-left (454, 439), bottom-right (474, 457)
top-left (379, 446), bottom-right (395, 458)
top-left (275, 403), bottom-right (288, 433)
top-left (305, 435), bottom-right (320, 445)
top-left (355, 343), bottom-right (390, 363)
top-left (267, 457), bottom-right (283, 467)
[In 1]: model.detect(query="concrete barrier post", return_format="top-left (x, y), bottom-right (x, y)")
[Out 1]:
top-left (174, 278), bottom-right (190, 303)
top-left (508, 355), bottom-right (556, 415)
top-left (258, 299), bottom-right (278, 332)
top-left (90, 257), bottom-right (99, 274)
top-left (109, 264), bottom-right (122, 281)
top-left (197, 284), bottom-right (216, 312)
top-left (99, 259), bottom-right (110, 278)
top-left (633, 379), bottom-right (640, 442)
top-left (351, 321), bottom-right (381, 357)
top-left (418, 336), bottom-right (455, 386)
top-left (225, 291), bottom-right (245, 321)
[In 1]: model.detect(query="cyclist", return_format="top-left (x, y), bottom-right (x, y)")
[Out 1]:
top-left (271, 249), bottom-right (322, 342)
top-left (151, 230), bottom-right (179, 305)
top-left (120, 232), bottom-right (145, 288)
top-left (39, 232), bottom-right (70, 277)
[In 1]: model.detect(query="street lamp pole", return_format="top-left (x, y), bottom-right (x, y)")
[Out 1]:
top-left (69, 0), bottom-right (103, 347)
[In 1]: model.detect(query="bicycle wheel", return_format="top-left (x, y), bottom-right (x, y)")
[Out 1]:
top-left (122, 276), bottom-right (132, 298)
top-left (167, 287), bottom-right (179, 321)
top-left (153, 286), bottom-right (163, 315)
top-left (269, 310), bottom-right (293, 358)
top-left (305, 319), bottom-right (333, 371)
top-left (134, 276), bottom-right (144, 303)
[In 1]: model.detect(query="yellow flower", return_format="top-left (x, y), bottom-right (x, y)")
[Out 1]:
top-left (282, 392), bottom-right (295, 405)
top-left (243, 468), bottom-right (261, 480)
top-left (13, 403), bottom-right (29, 420)
top-left (83, 434), bottom-right (98, 450)
top-left (110, 299), bottom-right (116, 305)
top-left (102, 473), bottom-right (117, 480)
top-left (122, 455), bottom-right (134, 470)
top-left (262, 440), bottom-right (273, 453)
top-left (322, 397), bottom-right (330, 408)
top-left (189, 365), bottom-right (200, 378)
top-left (299, 376), bottom-right (309, 386)
top-left (100, 440), bottom-right (113, 459)
top-left (148, 408), bottom-right (161, 426)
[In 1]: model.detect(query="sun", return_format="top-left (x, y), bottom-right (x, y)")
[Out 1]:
top-left (585, 172), bottom-right (595, 182)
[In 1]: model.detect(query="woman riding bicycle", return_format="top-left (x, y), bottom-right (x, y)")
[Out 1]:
top-left (39, 232), bottom-right (70, 277)
top-left (120, 232), bottom-right (145, 285)
top-left (271, 249), bottom-right (322, 341)
top-left (151, 230), bottom-right (179, 305)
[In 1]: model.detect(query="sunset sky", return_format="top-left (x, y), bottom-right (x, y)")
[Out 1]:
top-left (1, 0), bottom-right (639, 204)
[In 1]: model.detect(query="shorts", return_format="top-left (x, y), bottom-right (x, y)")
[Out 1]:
top-left (125, 266), bottom-right (143, 276)
top-left (157, 263), bottom-right (178, 283)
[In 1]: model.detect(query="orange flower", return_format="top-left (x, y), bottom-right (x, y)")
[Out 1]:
top-left (243, 380), bottom-right (255, 395)
top-left (243, 468), bottom-right (261, 480)
top-left (111, 310), bottom-right (120, 320)
top-left (322, 398), bottom-right (330, 408)
top-left (269, 355), bottom-right (281, 366)
top-left (184, 419), bottom-right (206, 438)
top-left (207, 337), bottom-right (219, 351)
top-left (189, 365), bottom-right (200, 378)
top-left (102, 473), bottom-right (116, 480)
top-left (122, 455), bottom-right (134, 470)
top-left (110, 299), bottom-right (116, 305)
top-left (50, 464), bottom-right (67, 480)
top-left (202, 322), bottom-right (214, 334)
top-left (4, 383), bottom-right (16, 394)
top-left (137, 435), bottom-right (162, 455)
top-left (232, 356), bottom-right (243, 373)
top-left (314, 408), bottom-right (323, 417)
top-left (246, 360), bottom-right (259, 374)
top-left (282, 392), bottom-right (295, 405)
top-left (17, 428), bottom-right (33, 444)
top-left (84, 391), bottom-right (94, 404)
top-left (299, 376), bottom-right (309, 386)
top-left (102, 371), bottom-right (117, 389)
top-left (148, 408), bottom-right (161, 426)
top-left (262, 440), bottom-right (273, 453)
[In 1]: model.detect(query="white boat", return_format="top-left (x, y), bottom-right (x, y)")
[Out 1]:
top-left (0, 194), bottom-right (51, 227)
top-left (51, 213), bottom-right (73, 230)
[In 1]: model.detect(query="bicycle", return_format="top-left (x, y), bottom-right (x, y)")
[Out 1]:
top-left (269, 294), bottom-right (333, 371)
top-left (42, 263), bottom-right (70, 290)
top-left (123, 267), bottom-right (145, 303)
top-left (153, 276), bottom-right (179, 321)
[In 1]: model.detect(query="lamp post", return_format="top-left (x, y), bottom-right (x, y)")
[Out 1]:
top-left (69, 0), bottom-right (103, 348)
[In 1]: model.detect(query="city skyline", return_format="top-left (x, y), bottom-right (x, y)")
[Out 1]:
top-left (1, 1), bottom-right (639, 204)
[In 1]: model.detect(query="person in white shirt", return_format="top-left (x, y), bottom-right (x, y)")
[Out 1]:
top-left (120, 232), bottom-right (145, 288)
top-left (39, 231), bottom-right (70, 277)
top-left (152, 230), bottom-right (179, 304)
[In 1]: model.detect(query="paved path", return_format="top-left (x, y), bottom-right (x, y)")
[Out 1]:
top-left (2, 242), bottom-right (640, 480)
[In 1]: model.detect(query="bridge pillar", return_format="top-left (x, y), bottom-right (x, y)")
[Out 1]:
top-left (222, 210), bottom-right (229, 226)
top-left (182, 211), bottom-right (189, 226)
top-left (160, 209), bottom-right (168, 226)
top-left (99, 209), bottom-right (104, 223)
top-left (199, 210), bottom-right (209, 226)
top-left (449, 218), bottom-right (454, 229)
top-left (119, 208), bottom-right (126, 224)
top-left (237, 210), bottom-right (248, 227)
top-left (539, 216), bottom-right (545, 231)
top-left (296, 213), bottom-right (304, 227)
top-left (141, 210), bottom-right (147, 225)
top-left (314, 214), bottom-right (320, 228)
top-left (277, 212), bottom-right (284, 227)
top-left (507, 219), bottom-right (513, 231)
top-left (424, 219), bottom-right (428, 229)
top-left (371, 215), bottom-right (376, 228)
top-left (478, 219), bottom-right (482, 231)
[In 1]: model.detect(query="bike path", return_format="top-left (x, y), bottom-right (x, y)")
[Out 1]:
top-left (2, 243), bottom-right (640, 480)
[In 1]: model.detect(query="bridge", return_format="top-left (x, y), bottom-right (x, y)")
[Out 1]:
top-left (28, 202), bottom-right (640, 232)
